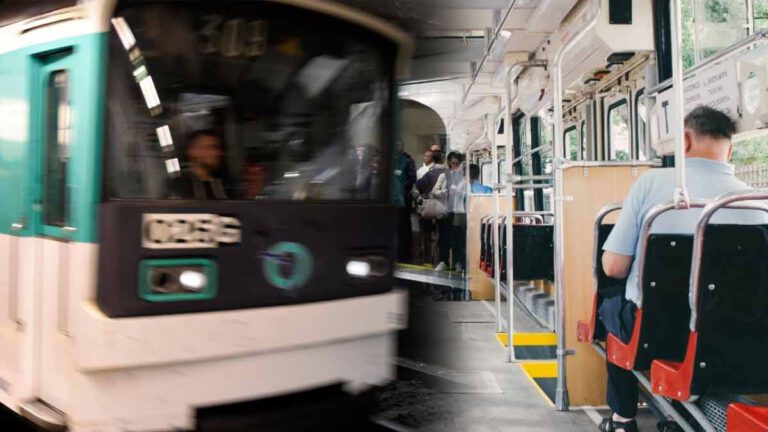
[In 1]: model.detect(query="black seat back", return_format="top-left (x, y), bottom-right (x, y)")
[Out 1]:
top-left (691, 224), bottom-right (768, 395)
top-left (594, 223), bottom-right (623, 341)
top-left (500, 219), bottom-right (507, 280)
top-left (634, 234), bottom-right (693, 369)
top-left (595, 224), bottom-right (626, 297)
top-left (479, 216), bottom-right (488, 269)
top-left (484, 218), bottom-right (494, 274)
top-left (511, 225), bottom-right (554, 281)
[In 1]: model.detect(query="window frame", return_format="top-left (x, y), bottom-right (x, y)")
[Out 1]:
top-left (606, 98), bottom-right (631, 161)
top-left (563, 124), bottom-right (579, 161)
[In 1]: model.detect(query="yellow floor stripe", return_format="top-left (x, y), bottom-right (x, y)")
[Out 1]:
top-left (396, 263), bottom-right (434, 270)
top-left (495, 332), bottom-right (557, 348)
top-left (518, 363), bottom-right (556, 408)
top-left (520, 361), bottom-right (558, 378)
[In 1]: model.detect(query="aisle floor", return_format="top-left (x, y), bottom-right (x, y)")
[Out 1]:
top-left (374, 284), bottom-right (659, 432)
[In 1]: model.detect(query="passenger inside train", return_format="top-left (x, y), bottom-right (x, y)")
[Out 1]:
top-left (599, 106), bottom-right (768, 432)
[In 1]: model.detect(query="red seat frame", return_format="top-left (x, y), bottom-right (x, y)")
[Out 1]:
top-left (727, 403), bottom-right (768, 432)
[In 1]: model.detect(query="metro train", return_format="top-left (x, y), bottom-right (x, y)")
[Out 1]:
top-left (396, 0), bottom-right (768, 431)
top-left (0, 0), bottom-right (410, 430)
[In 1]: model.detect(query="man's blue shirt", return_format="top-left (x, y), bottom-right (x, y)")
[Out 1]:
top-left (603, 158), bottom-right (766, 305)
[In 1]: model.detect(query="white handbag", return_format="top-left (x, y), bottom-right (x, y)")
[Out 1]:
top-left (421, 197), bottom-right (447, 219)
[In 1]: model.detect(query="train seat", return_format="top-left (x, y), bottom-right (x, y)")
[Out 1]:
top-left (577, 221), bottom-right (624, 343)
top-left (479, 216), bottom-right (491, 271)
top-left (507, 224), bottom-right (554, 281)
top-left (726, 403), bottom-right (768, 432)
top-left (606, 234), bottom-right (693, 370)
top-left (651, 224), bottom-right (768, 400)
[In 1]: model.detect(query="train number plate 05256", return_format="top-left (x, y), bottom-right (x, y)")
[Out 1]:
top-left (142, 213), bottom-right (242, 249)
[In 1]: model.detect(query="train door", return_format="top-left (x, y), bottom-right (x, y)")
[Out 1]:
top-left (29, 48), bottom-right (79, 406)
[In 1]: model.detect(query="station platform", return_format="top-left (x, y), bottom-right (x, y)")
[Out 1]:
top-left (374, 277), bottom-right (660, 431)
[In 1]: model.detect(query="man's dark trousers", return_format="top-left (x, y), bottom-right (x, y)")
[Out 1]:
top-left (598, 294), bottom-right (639, 418)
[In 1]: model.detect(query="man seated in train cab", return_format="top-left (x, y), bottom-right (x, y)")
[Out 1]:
top-left (172, 129), bottom-right (229, 200)
top-left (469, 163), bottom-right (493, 194)
top-left (598, 106), bottom-right (766, 432)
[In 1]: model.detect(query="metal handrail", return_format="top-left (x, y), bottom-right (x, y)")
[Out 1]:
top-left (508, 184), bottom-right (552, 190)
top-left (8, 222), bottom-right (24, 327)
top-left (507, 145), bottom-right (552, 166)
top-left (670, 0), bottom-right (690, 209)
top-left (689, 189), bottom-right (768, 329)
top-left (513, 175), bottom-right (553, 183)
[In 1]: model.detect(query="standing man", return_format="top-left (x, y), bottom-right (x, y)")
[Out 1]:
top-left (394, 140), bottom-right (417, 262)
top-left (417, 149), bottom-right (434, 180)
top-left (598, 106), bottom-right (767, 432)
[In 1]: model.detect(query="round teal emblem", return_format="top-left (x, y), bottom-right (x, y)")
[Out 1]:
top-left (262, 242), bottom-right (313, 290)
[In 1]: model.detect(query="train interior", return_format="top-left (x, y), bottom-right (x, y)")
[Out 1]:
top-left (378, 0), bottom-right (768, 431)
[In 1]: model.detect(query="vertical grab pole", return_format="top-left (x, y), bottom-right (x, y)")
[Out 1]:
top-left (504, 66), bottom-right (516, 362)
top-left (465, 141), bottom-right (473, 301)
top-left (490, 113), bottom-right (503, 333)
top-left (670, 0), bottom-right (690, 209)
top-left (552, 0), bottom-right (601, 412)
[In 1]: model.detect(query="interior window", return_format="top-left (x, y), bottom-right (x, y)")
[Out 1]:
top-left (608, 100), bottom-right (631, 161)
top-left (682, 0), bottom-right (696, 69)
top-left (755, 0), bottom-right (768, 30)
top-left (732, 132), bottom-right (768, 188)
top-left (693, 0), bottom-right (748, 62)
top-left (481, 162), bottom-right (493, 186)
top-left (538, 119), bottom-right (554, 174)
top-left (43, 70), bottom-right (70, 227)
top-left (580, 120), bottom-right (587, 160)
top-left (564, 126), bottom-right (579, 161)
top-left (520, 118), bottom-right (532, 176)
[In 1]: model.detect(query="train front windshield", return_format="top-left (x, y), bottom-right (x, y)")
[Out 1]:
top-left (105, 2), bottom-right (395, 201)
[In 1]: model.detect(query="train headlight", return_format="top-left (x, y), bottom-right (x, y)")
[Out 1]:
top-left (346, 256), bottom-right (390, 279)
top-left (139, 259), bottom-right (217, 302)
top-left (179, 270), bottom-right (207, 291)
top-left (346, 260), bottom-right (371, 277)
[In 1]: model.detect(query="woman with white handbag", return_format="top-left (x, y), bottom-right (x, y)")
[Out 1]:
top-left (415, 151), bottom-right (448, 265)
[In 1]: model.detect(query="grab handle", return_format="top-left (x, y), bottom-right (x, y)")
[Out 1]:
top-left (9, 219), bottom-right (25, 327)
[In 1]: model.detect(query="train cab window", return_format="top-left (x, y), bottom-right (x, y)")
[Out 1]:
top-left (105, 2), bottom-right (395, 201)
top-left (43, 70), bottom-right (70, 227)
top-left (635, 90), bottom-right (647, 160)
top-left (564, 126), bottom-right (579, 160)
top-left (607, 100), bottom-right (630, 161)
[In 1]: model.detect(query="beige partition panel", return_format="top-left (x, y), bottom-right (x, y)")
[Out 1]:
top-left (562, 165), bottom-right (649, 406)
top-left (467, 195), bottom-right (496, 300)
